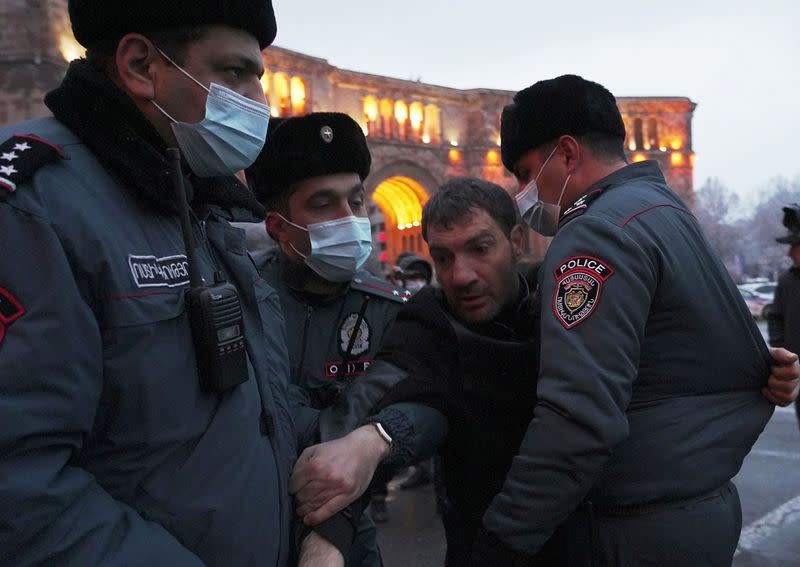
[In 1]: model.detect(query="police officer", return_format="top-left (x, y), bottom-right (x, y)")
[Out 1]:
top-left (247, 112), bottom-right (413, 566)
top-left (768, 204), bottom-right (800, 429)
top-left (465, 74), bottom-right (781, 565)
top-left (0, 2), bottom-right (353, 565)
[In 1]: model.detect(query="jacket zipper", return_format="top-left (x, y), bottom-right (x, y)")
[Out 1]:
top-left (294, 305), bottom-right (313, 383)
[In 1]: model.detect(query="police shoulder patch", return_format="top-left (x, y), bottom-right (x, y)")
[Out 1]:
top-left (339, 312), bottom-right (371, 356)
top-left (0, 286), bottom-right (25, 344)
top-left (0, 134), bottom-right (64, 197)
top-left (351, 273), bottom-right (412, 304)
top-left (552, 255), bottom-right (614, 329)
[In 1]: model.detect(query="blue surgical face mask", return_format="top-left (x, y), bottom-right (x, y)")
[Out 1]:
top-left (151, 48), bottom-right (270, 178)
top-left (282, 215), bottom-right (373, 282)
top-left (515, 145), bottom-right (571, 236)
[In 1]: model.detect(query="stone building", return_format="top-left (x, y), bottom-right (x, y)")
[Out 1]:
top-left (0, 1), bottom-right (696, 268)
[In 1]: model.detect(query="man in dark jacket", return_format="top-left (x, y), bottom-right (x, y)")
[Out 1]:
top-left (768, 204), bottom-right (800, 429)
top-left (0, 2), bottom-right (338, 565)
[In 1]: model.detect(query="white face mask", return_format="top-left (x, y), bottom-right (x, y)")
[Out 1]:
top-left (282, 215), bottom-right (373, 282)
top-left (151, 49), bottom-right (270, 178)
top-left (515, 145), bottom-right (571, 237)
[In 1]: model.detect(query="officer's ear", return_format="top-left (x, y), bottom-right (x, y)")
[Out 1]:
top-left (557, 135), bottom-right (581, 174)
top-left (114, 33), bottom-right (161, 101)
top-left (265, 211), bottom-right (288, 244)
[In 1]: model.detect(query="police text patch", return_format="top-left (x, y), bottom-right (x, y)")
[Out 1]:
top-left (552, 256), bottom-right (615, 329)
top-left (0, 287), bottom-right (25, 344)
top-left (128, 254), bottom-right (190, 288)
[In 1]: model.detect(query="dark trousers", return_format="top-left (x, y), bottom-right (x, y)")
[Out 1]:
top-left (592, 481), bottom-right (742, 567)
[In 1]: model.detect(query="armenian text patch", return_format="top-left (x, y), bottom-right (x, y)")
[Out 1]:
top-left (552, 256), bottom-right (614, 329)
top-left (129, 254), bottom-right (190, 288)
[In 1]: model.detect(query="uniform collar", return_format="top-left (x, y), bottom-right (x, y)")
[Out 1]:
top-left (559, 161), bottom-right (666, 225)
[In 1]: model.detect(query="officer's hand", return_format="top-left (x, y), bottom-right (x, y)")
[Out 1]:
top-left (297, 531), bottom-right (344, 567)
top-left (290, 424), bottom-right (390, 525)
top-left (763, 347), bottom-right (800, 406)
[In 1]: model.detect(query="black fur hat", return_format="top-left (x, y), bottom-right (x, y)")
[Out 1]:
top-left (248, 112), bottom-right (371, 204)
top-left (501, 74), bottom-right (625, 172)
top-left (776, 204), bottom-right (800, 244)
top-left (68, 0), bottom-right (277, 49)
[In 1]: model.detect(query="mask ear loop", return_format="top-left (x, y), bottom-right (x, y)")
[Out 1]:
top-left (275, 213), bottom-right (310, 259)
top-left (556, 174), bottom-right (571, 208)
top-left (155, 47), bottom-right (211, 94)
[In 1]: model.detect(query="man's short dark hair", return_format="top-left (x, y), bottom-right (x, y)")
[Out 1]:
top-left (86, 27), bottom-right (210, 75)
top-left (422, 177), bottom-right (519, 241)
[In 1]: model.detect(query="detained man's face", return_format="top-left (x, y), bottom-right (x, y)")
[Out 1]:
top-left (427, 208), bottom-right (523, 324)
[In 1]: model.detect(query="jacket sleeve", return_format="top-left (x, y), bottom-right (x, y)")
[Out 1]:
top-left (481, 216), bottom-right (656, 556)
top-left (367, 402), bottom-right (449, 468)
top-left (767, 277), bottom-right (785, 347)
top-left (0, 203), bottom-right (202, 566)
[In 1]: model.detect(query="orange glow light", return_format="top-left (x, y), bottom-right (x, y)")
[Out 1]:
top-left (670, 151), bottom-right (684, 167)
top-left (394, 101), bottom-right (408, 124)
top-left (632, 152), bottom-right (647, 163)
top-left (448, 149), bottom-right (462, 164)
top-left (409, 102), bottom-right (424, 131)
top-left (485, 149), bottom-right (501, 166)
top-left (669, 138), bottom-right (683, 150)
top-left (59, 33), bottom-right (86, 62)
top-left (689, 153), bottom-right (696, 168)
top-left (363, 96), bottom-right (378, 122)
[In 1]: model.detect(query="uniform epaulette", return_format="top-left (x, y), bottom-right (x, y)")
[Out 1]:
top-left (0, 134), bottom-right (65, 198)
top-left (351, 273), bottom-right (412, 304)
top-left (559, 188), bottom-right (605, 227)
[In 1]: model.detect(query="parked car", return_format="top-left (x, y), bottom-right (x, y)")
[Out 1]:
top-left (739, 282), bottom-right (776, 299)
top-left (738, 287), bottom-right (774, 319)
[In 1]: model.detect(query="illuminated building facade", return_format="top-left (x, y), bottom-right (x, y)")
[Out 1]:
top-left (0, 1), bottom-right (696, 268)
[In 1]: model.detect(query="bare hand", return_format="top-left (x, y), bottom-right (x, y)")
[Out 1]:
top-left (290, 425), bottom-right (390, 525)
top-left (297, 531), bottom-right (344, 567)
top-left (763, 347), bottom-right (800, 406)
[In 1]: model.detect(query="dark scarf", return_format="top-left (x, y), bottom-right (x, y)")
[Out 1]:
top-left (44, 59), bottom-right (265, 219)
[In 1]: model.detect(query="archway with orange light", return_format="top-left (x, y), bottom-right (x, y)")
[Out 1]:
top-left (368, 174), bottom-right (433, 273)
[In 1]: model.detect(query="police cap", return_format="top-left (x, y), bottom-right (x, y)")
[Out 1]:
top-left (500, 74), bottom-right (626, 172)
top-left (248, 112), bottom-right (371, 204)
top-left (68, 0), bottom-right (277, 49)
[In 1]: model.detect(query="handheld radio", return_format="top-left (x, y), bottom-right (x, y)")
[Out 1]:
top-left (168, 148), bottom-right (249, 392)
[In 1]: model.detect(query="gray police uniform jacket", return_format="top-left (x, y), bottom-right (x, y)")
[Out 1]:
top-left (483, 161), bottom-right (773, 555)
top-left (0, 119), bottom-right (295, 566)
top-left (255, 248), bottom-right (410, 419)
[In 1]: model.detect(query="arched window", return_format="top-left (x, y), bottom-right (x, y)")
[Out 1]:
top-left (409, 102), bottom-right (424, 140)
top-left (273, 72), bottom-right (290, 117)
top-left (424, 104), bottom-right (440, 144)
top-left (290, 77), bottom-right (307, 115)
top-left (646, 118), bottom-right (658, 151)
top-left (363, 95), bottom-right (378, 136)
top-left (633, 118), bottom-right (644, 151)
top-left (394, 100), bottom-right (409, 139)
top-left (379, 98), bottom-right (394, 138)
